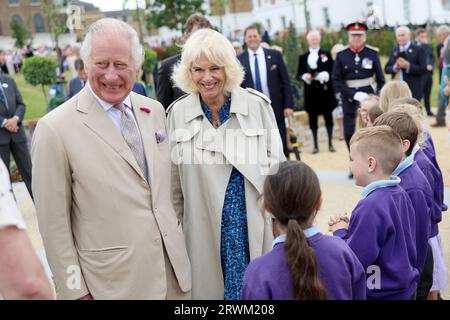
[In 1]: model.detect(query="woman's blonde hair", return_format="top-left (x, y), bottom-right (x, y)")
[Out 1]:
top-left (172, 29), bottom-right (244, 94)
top-left (379, 80), bottom-right (412, 112)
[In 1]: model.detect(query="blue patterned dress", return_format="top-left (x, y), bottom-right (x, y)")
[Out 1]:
top-left (200, 98), bottom-right (250, 300)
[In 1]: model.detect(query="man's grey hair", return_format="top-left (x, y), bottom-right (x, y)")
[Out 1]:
top-left (437, 25), bottom-right (450, 36)
top-left (80, 18), bottom-right (143, 69)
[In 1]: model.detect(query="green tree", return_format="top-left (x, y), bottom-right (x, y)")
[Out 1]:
top-left (42, 1), bottom-right (68, 51)
top-left (22, 57), bottom-right (57, 109)
top-left (285, 21), bottom-right (303, 110)
top-left (142, 47), bottom-right (158, 91)
top-left (10, 17), bottom-right (31, 48)
top-left (285, 21), bottom-right (300, 79)
top-left (146, 0), bottom-right (205, 31)
top-left (303, 0), bottom-right (311, 30)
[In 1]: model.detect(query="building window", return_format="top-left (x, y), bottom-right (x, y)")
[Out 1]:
top-left (30, 0), bottom-right (40, 5)
top-left (8, 0), bottom-right (19, 5)
top-left (34, 13), bottom-right (44, 32)
top-left (281, 15), bottom-right (286, 29)
top-left (0, 22), bottom-right (3, 36)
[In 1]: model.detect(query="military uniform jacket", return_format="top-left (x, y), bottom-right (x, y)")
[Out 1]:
top-left (332, 46), bottom-right (385, 109)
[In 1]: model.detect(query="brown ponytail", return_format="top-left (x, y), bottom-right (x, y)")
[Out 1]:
top-left (264, 161), bottom-right (327, 300)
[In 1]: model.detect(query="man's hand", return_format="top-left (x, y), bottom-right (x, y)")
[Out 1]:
top-left (284, 108), bottom-right (294, 118)
top-left (4, 118), bottom-right (19, 133)
top-left (78, 293), bottom-right (93, 300)
top-left (396, 57), bottom-right (410, 70)
top-left (427, 64), bottom-right (433, 72)
top-left (444, 86), bottom-right (450, 97)
top-left (301, 73), bottom-right (313, 84)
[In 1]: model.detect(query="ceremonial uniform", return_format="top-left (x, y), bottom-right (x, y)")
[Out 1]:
top-left (332, 23), bottom-right (385, 149)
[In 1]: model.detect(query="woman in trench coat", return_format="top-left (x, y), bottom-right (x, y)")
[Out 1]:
top-left (167, 29), bottom-right (286, 300)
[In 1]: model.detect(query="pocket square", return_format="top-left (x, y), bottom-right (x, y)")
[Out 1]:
top-left (155, 130), bottom-right (167, 144)
top-left (270, 64), bottom-right (278, 71)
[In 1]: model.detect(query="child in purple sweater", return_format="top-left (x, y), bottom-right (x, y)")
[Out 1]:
top-left (241, 161), bottom-right (366, 300)
top-left (329, 126), bottom-right (419, 300)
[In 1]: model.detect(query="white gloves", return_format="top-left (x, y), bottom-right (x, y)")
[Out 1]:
top-left (353, 91), bottom-right (369, 102)
top-left (301, 73), bottom-right (312, 85)
top-left (315, 71), bottom-right (330, 84)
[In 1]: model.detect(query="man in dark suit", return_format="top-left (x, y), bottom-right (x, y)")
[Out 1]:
top-left (68, 58), bottom-right (87, 99)
top-left (0, 72), bottom-right (32, 199)
top-left (385, 26), bottom-right (427, 100)
top-left (415, 28), bottom-right (435, 116)
top-left (238, 25), bottom-right (294, 158)
top-left (156, 14), bottom-right (212, 109)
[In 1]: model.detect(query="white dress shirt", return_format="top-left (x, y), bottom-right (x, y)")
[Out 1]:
top-left (307, 47), bottom-right (320, 69)
top-left (87, 81), bottom-right (138, 134)
top-left (248, 47), bottom-right (270, 98)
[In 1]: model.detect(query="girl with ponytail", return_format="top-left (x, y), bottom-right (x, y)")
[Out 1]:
top-left (241, 161), bottom-right (366, 300)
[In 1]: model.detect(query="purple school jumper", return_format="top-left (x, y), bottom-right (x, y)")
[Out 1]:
top-left (423, 137), bottom-right (448, 211)
top-left (392, 154), bottom-right (435, 272)
top-left (413, 145), bottom-right (446, 237)
top-left (334, 178), bottom-right (419, 300)
top-left (241, 228), bottom-right (367, 300)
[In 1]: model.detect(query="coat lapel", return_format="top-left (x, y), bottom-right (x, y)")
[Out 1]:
top-left (264, 48), bottom-right (272, 78)
top-left (241, 51), bottom-right (255, 88)
top-left (182, 88), bottom-right (267, 194)
top-left (77, 87), bottom-right (147, 183)
top-left (131, 93), bottom-right (156, 188)
top-left (223, 87), bottom-right (265, 194)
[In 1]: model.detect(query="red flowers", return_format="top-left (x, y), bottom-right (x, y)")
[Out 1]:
top-left (140, 107), bottom-right (151, 113)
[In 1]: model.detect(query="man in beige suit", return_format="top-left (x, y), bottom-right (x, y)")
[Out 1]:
top-left (31, 18), bottom-right (191, 300)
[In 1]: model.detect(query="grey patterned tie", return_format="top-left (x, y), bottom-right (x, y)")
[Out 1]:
top-left (114, 103), bottom-right (148, 182)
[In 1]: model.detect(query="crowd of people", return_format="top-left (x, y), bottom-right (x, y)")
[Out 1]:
top-left (0, 13), bottom-right (448, 301)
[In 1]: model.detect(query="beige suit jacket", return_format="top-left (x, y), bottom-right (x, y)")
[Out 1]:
top-left (31, 87), bottom-right (191, 299)
top-left (167, 86), bottom-right (286, 299)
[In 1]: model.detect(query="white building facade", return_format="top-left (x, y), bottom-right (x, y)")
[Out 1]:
top-left (205, 0), bottom-right (450, 40)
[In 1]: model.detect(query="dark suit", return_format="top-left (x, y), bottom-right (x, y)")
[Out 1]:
top-left (416, 41), bottom-right (435, 113)
top-left (297, 49), bottom-right (336, 148)
top-left (156, 54), bottom-right (185, 109)
top-left (385, 42), bottom-right (427, 100)
top-left (68, 76), bottom-right (85, 99)
top-left (132, 82), bottom-right (147, 96)
top-left (0, 75), bottom-right (32, 198)
top-left (238, 48), bottom-right (294, 157)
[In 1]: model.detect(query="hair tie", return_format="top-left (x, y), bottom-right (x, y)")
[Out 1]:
top-left (287, 215), bottom-right (303, 221)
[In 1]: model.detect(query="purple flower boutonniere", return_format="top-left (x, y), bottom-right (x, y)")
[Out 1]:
top-left (140, 106), bottom-right (151, 114)
top-left (155, 130), bottom-right (167, 144)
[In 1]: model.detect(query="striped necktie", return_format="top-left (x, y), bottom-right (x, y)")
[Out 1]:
top-left (113, 103), bottom-right (149, 182)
